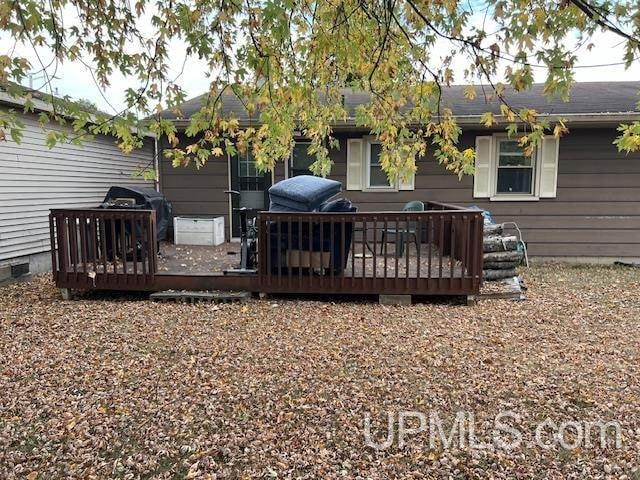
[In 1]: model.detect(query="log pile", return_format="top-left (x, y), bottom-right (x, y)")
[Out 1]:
top-left (483, 224), bottom-right (524, 281)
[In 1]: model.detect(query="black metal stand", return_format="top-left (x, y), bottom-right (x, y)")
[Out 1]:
top-left (223, 191), bottom-right (258, 275)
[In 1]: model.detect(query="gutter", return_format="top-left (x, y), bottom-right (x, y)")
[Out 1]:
top-left (166, 111), bottom-right (640, 131)
top-left (153, 136), bottom-right (160, 192)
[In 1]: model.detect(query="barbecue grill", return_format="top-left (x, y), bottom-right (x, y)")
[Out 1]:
top-left (100, 186), bottom-right (171, 242)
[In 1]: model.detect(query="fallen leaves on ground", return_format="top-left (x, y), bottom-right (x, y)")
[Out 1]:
top-left (1, 265), bottom-right (639, 478)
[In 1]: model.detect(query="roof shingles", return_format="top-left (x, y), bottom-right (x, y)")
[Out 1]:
top-left (160, 81), bottom-right (640, 122)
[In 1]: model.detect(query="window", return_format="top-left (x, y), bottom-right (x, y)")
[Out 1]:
top-left (238, 149), bottom-right (262, 191)
top-left (346, 137), bottom-right (415, 191)
top-left (472, 134), bottom-right (559, 200)
top-left (290, 141), bottom-right (314, 177)
top-left (366, 142), bottom-right (394, 189)
top-left (495, 139), bottom-right (534, 195)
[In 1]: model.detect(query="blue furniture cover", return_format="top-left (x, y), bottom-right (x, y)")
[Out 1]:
top-left (268, 175), bottom-right (341, 212)
top-left (268, 200), bottom-right (357, 274)
top-left (319, 198), bottom-right (353, 213)
top-left (269, 201), bottom-right (307, 212)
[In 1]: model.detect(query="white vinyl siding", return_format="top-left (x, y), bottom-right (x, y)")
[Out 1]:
top-left (0, 111), bottom-right (154, 262)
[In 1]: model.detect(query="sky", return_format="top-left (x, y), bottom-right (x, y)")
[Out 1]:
top-left (4, 18), bottom-right (639, 115)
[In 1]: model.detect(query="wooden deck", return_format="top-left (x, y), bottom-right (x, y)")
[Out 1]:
top-left (49, 202), bottom-right (484, 297)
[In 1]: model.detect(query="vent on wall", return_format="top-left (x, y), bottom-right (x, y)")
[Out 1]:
top-left (11, 263), bottom-right (30, 278)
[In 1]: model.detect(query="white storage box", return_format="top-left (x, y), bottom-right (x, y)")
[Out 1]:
top-left (173, 217), bottom-right (225, 246)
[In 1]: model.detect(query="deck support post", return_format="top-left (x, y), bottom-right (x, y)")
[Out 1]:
top-left (466, 295), bottom-right (477, 306)
top-left (379, 294), bottom-right (412, 305)
top-left (60, 288), bottom-right (73, 300)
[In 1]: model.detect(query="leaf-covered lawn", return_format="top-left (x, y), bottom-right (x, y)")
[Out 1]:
top-left (1, 265), bottom-right (639, 479)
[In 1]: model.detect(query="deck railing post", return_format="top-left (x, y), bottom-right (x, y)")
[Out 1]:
top-left (48, 213), bottom-right (58, 278)
top-left (287, 215), bottom-right (293, 289)
top-left (149, 210), bottom-right (157, 278)
top-left (79, 213), bottom-right (88, 275)
top-left (69, 214), bottom-right (78, 280)
top-left (474, 213), bottom-right (484, 288)
top-left (89, 213), bottom-right (98, 274)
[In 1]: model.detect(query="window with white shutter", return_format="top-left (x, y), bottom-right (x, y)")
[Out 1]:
top-left (474, 133), bottom-right (559, 201)
top-left (347, 137), bottom-right (416, 192)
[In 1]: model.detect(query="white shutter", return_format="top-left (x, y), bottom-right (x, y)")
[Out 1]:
top-left (399, 169), bottom-right (415, 190)
top-left (346, 138), bottom-right (364, 190)
top-left (473, 136), bottom-right (493, 198)
top-left (399, 141), bottom-right (416, 190)
top-left (538, 136), bottom-right (559, 198)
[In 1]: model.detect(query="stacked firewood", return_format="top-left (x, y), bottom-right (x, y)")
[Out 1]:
top-left (483, 224), bottom-right (524, 280)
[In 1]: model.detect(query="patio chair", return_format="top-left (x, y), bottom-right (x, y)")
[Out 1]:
top-left (380, 200), bottom-right (424, 257)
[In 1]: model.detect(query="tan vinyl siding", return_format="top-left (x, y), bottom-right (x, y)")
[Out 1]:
top-left (158, 127), bottom-right (640, 259)
top-left (159, 133), bottom-right (230, 238)
top-left (0, 111), bottom-right (153, 262)
top-left (328, 130), bottom-right (640, 259)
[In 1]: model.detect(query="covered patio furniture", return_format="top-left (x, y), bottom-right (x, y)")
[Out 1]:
top-left (267, 176), bottom-right (356, 274)
top-left (268, 203), bottom-right (357, 275)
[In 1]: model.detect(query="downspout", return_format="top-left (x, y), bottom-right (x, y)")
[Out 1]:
top-left (153, 136), bottom-right (160, 192)
top-left (227, 151), bottom-right (233, 241)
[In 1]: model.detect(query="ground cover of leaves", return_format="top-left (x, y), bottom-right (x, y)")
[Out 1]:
top-left (1, 265), bottom-right (639, 479)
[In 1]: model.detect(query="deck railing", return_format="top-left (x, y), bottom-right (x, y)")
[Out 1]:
top-left (49, 209), bottom-right (157, 290)
top-left (256, 202), bottom-right (484, 295)
top-left (49, 202), bottom-right (483, 296)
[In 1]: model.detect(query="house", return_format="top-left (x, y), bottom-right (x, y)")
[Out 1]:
top-left (157, 81), bottom-right (639, 262)
top-left (0, 88), bottom-right (155, 284)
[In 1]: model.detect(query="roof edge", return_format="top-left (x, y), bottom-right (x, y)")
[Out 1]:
top-left (0, 91), bottom-right (156, 139)
top-left (164, 111), bottom-right (640, 130)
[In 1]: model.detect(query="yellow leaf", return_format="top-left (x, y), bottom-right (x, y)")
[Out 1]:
top-left (211, 147), bottom-right (223, 157)
top-left (463, 85), bottom-right (477, 100)
top-left (500, 104), bottom-right (516, 122)
top-left (427, 451), bottom-right (438, 461)
top-left (480, 112), bottom-right (495, 128)
top-left (97, 406), bottom-right (108, 414)
top-left (553, 124), bottom-right (569, 138)
top-left (27, 473), bottom-right (38, 480)
top-left (186, 144), bottom-right (198, 154)
top-left (241, 305), bottom-right (249, 314)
